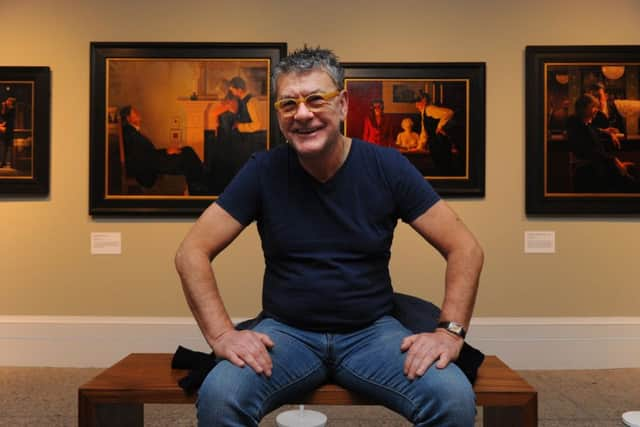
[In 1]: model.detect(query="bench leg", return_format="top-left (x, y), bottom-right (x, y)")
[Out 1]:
top-left (79, 398), bottom-right (143, 427)
top-left (483, 395), bottom-right (537, 427)
top-left (95, 403), bottom-right (143, 427)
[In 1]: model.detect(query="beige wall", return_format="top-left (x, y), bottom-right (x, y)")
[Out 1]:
top-left (1, 0), bottom-right (639, 318)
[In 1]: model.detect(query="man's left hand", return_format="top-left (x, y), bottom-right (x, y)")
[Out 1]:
top-left (400, 330), bottom-right (463, 380)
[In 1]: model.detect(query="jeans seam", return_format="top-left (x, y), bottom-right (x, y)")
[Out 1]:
top-left (257, 361), bottom-right (326, 420)
top-left (338, 363), bottom-right (420, 420)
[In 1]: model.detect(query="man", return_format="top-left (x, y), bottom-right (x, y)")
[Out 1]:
top-left (228, 76), bottom-right (267, 135)
top-left (228, 76), bottom-right (268, 174)
top-left (175, 47), bottom-right (483, 426)
top-left (212, 77), bottom-right (268, 190)
top-left (362, 98), bottom-right (394, 147)
top-left (567, 93), bottom-right (638, 193)
top-left (414, 91), bottom-right (456, 176)
top-left (0, 96), bottom-right (16, 168)
top-left (119, 105), bottom-right (206, 194)
top-left (588, 82), bottom-right (623, 151)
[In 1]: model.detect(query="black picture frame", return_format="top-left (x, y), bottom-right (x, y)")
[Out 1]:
top-left (89, 42), bottom-right (287, 216)
top-left (342, 62), bottom-right (485, 197)
top-left (526, 45), bottom-right (640, 214)
top-left (0, 66), bottom-right (50, 195)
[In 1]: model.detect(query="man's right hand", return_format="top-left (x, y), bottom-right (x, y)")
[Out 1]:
top-left (211, 329), bottom-right (275, 376)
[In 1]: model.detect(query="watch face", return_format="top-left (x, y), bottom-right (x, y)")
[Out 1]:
top-left (449, 324), bottom-right (463, 334)
top-left (439, 321), bottom-right (465, 338)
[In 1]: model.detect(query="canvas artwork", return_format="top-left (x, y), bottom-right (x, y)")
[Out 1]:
top-left (526, 46), bottom-right (640, 214)
top-left (345, 79), bottom-right (469, 178)
top-left (0, 67), bottom-right (50, 195)
top-left (342, 63), bottom-right (485, 196)
top-left (89, 43), bottom-right (286, 215)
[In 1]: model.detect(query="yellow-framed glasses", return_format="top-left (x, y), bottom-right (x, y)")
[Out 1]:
top-left (274, 90), bottom-right (341, 117)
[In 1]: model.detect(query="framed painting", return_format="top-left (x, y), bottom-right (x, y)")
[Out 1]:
top-left (89, 42), bottom-right (286, 216)
top-left (342, 62), bottom-right (485, 196)
top-left (0, 66), bottom-right (50, 195)
top-left (526, 45), bottom-right (640, 214)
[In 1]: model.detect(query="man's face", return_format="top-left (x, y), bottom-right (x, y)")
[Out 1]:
top-left (5, 98), bottom-right (15, 109)
top-left (275, 69), bottom-right (347, 158)
top-left (597, 88), bottom-right (607, 102)
top-left (127, 108), bottom-right (142, 127)
top-left (415, 98), bottom-right (427, 111)
top-left (229, 86), bottom-right (242, 98)
top-left (581, 102), bottom-right (598, 121)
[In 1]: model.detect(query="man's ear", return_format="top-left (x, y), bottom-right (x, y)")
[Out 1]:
top-left (339, 90), bottom-right (349, 120)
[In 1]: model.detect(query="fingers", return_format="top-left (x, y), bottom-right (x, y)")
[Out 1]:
top-left (401, 332), bottom-right (462, 380)
top-left (214, 330), bottom-right (274, 377)
top-left (403, 339), bottom-right (439, 380)
top-left (400, 335), bottom-right (415, 351)
top-left (226, 352), bottom-right (246, 368)
top-left (237, 344), bottom-right (273, 377)
top-left (239, 333), bottom-right (273, 376)
top-left (257, 332), bottom-right (275, 349)
top-left (435, 353), bottom-right (452, 369)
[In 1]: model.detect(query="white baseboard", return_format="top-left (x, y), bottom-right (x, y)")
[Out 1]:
top-left (1, 316), bottom-right (639, 369)
top-left (467, 317), bottom-right (640, 370)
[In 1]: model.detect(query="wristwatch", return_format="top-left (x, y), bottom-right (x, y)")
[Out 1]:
top-left (437, 321), bottom-right (467, 339)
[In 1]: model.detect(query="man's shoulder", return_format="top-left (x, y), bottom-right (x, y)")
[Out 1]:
top-left (247, 143), bottom-right (290, 168)
top-left (352, 137), bottom-right (405, 161)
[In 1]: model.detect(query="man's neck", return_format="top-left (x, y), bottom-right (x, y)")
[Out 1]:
top-left (298, 135), bottom-right (351, 183)
top-left (127, 122), bottom-right (141, 132)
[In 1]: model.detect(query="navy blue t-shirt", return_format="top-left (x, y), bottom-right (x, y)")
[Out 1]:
top-left (216, 138), bottom-right (440, 332)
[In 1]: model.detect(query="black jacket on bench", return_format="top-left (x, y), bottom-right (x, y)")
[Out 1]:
top-left (172, 293), bottom-right (485, 394)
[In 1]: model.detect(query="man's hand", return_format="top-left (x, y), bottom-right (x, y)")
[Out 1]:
top-left (400, 330), bottom-right (464, 380)
top-left (166, 146), bottom-right (182, 155)
top-left (608, 129), bottom-right (622, 150)
top-left (211, 329), bottom-right (275, 376)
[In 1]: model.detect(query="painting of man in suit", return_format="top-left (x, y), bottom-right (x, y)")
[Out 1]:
top-left (106, 59), bottom-right (271, 197)
top-left (344, 79), bottom-right (468, 178)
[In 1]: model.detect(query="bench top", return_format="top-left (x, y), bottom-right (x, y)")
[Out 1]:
top-left (79, 353), bottom-right (535, 407)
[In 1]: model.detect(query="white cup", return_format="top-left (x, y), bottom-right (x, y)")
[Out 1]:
top-left (276, 405), bottom-right (327, 427)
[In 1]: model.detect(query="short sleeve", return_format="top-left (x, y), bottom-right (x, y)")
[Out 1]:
top-left (215, 153), bottom-right (263, 226)
top-left (384, 150), bottom-right (440, 223)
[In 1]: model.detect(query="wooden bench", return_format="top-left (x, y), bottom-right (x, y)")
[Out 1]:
top-left (78, 353), bottom-right (537, 426)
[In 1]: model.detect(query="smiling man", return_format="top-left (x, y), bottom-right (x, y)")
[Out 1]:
top-left (175, 46), bottom-right (484, 427)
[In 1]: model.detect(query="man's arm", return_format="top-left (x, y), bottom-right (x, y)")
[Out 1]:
top-left (175, 202), bottom-right (274, 376)
top-left (426, 105), bottom-right (454, 134)
top-left (400, 200), bottom-right (483, 379)
top-left (236, 98), bottom-right (266, 133)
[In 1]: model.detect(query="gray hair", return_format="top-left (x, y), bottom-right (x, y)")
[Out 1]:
top-left (272, 46), bottom-right (344, 95)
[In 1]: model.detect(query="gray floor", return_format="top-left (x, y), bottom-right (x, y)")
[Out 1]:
top-left (0, 366), bottom-right (638, 426)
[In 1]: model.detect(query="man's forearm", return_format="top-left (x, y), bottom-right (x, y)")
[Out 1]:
top-left (175, 247), bottom-right (234, 348)
top-left (438, 240), bottom-right (483, 329)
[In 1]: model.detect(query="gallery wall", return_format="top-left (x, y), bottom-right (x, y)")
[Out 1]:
top-left (1, 0), bottom-right (639, 322)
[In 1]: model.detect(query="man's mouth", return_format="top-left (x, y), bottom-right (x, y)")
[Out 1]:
top-left (294, 126), bottom-right (322, 135)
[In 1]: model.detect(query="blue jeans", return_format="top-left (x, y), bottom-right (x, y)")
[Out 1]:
top-left (197, 316), bottom-right (475, 426)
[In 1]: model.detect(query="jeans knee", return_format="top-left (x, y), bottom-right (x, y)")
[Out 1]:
top-left (412, 366), bottom-right (476, 426)
top-left (196, 363), bottom-right (261, 427)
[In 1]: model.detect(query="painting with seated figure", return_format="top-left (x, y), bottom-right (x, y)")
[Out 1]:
top-left (526, 46), bottom-right (640, 214)
top-left (342, 63), bottom-right (485, 197)
top-left (89, 42), bottom-right (286, 215)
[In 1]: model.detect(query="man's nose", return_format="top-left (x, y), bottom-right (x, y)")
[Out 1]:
top-left (293, 101), bottom-right (314, 119)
